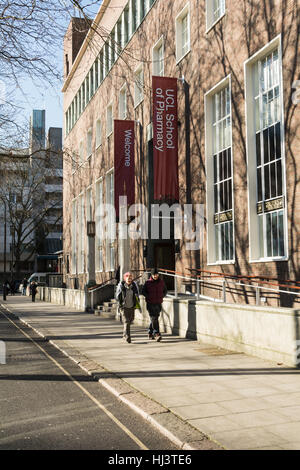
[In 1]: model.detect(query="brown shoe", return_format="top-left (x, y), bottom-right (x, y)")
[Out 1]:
top-left (155, 334), bottom-right (162, 342)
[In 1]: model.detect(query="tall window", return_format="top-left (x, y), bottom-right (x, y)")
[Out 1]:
top-left (96, 119), bottom-right (102, 148)
top-left (206, 0), bottom-right (225, 30)
top-left (78, 194), bottom-right (85, 273)
top-left (134, 64), bottom-right (144, 106)
top-left (71, 199), bottom-right (77, 274)
top-left (95, 179), bottom-right (104, 272)
top-left (212, 85), bottom-right (234, 261)
top-left (87, 129), bottom-right (92, 158)
top-left (119, 85), bottom-right (127, 119)
top-left (107, 103), bottom-right (113, 136)
top-left (205, 78), bottom-right (234, 264)
top-left (106, 171), bottom-right (115, 271)
top-left (122, 6), bottom-right (129, 46)
top-left (153, 37), bottom-right (164, 76)
top-left (176, 4), bottom-right (190, 63)
top-left (95, 58), bottom-right (99, 89)
top-left (252, 48), bottom-right (285, 259)
top-left (99, 50), bottom-right (104, 83)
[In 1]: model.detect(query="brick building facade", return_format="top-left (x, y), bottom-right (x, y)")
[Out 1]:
top-left (62, 0), bottom-right (300, 306)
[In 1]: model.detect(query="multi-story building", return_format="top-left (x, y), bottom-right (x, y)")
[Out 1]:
top-left (0, 110), bottom-right (63, 281)
top-left (62, 0), bottom-right (300, 305)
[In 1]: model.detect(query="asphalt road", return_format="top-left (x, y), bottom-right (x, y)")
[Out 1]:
top-left (0, 309), bottom-right (180, 451)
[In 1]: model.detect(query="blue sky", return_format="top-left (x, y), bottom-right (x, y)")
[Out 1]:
top-left (10, 1), bottom-right (101, 138)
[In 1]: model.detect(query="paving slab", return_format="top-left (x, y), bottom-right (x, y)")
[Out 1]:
top-left (1, 295), bottom-right (300, 450)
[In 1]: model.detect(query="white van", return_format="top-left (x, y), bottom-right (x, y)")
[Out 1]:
top-left (27, 273), bottom-right (48, 286)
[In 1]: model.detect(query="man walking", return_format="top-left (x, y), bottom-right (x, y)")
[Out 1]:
top-left (115, 272), bottom-right (141, 343)
top-left (142, 268), bottom-right (167, 342)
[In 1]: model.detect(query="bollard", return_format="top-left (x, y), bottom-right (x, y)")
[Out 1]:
top-left (256, 284), bottom-right (260, 306)
top-left (222, 280), bottom-right (226, 303)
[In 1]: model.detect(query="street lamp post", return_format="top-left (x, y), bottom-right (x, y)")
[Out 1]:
top-left (10, 225), bottom-right (15, 284)
top-left (86, 221), bottom-right (96, 287)
top-left (85, 221), bottom-right (96, 312)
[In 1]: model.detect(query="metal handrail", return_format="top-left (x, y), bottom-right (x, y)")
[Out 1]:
top-left (157, 268), bottom-right (300, 306)
top-left (88, 277), bottom-right (115, 293)
top-left (188, 268), bottom-right (300, 291)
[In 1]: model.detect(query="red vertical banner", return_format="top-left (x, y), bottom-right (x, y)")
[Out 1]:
top-left (114, 120), bottom-right (135, 218)
top-left (152, 76), bottom-right (179, 202)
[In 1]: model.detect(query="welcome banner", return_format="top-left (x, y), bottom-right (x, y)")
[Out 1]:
top-left (114, 120), bottom-right (135, 218)
top-left (152, 76), bottom-right (179, 202)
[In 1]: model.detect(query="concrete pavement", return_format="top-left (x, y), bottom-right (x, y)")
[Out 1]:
top-left (1, 295), bottom-right (300, 450)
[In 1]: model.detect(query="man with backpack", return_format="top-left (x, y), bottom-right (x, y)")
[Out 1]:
top-left (115, 272), bottom-right (141, 343)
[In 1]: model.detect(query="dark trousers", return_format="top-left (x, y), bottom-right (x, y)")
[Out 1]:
top-left (147, 303), bottom-right (162, 336)
top-left (32, 294), bottom-right (36, 302)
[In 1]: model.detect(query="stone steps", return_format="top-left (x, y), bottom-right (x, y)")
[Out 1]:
top-left (94, 298), bottom-right (118, 318)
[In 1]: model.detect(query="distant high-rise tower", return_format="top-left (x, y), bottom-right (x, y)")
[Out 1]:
top-left (30, 109), bottom-right (46, 151)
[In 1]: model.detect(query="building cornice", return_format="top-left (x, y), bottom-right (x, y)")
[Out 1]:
top-left (62, 0), bottom-right (111, 93)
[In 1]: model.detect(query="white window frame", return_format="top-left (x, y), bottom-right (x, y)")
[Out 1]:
top-left (206, 0), bottom-right (226, 33)
top-left (175, 3), bottom-right (190, 64)
top-left (152, 36), bottom-right (164, 76)
top-left (119, 84), bottom-right (127, 119)
top-left (134, 64), bottom-right (144, 107)
top-left (78, 193), bottom-right (85, 274)
top-left (95, 178), bottom-right (104, 272)
top-left (244, 35), bottom-right (288, 263)
top-left (205, 75), bottom-right (235, 265)
top-left (71, 198), bottom-right (77, 274)
top-left (105, 169), bottom-right (115, 272)
top-left (87, 128), bottom-right (93, 159)
top-left (96, 118), bottom-right (102, 148)
top-left (106, 102), bottom-right (113, 137)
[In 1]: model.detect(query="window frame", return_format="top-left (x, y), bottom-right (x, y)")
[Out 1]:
top-left (134, 63), bottom-right (144, 107)
top-left (95, 177), bottom-right (104, 273)
top-left (206, 0), bottom-right (226, 33)
top-left (205, 75), bottom-right (235, 265)
top-left (119, 83), bottom-right (127, 119)
top-left (106, 102), bottom-right (113, 137)
top-left (152, 36), bottom-right (164, 77)
top-left (86, 128), bottom-right (93, 159)
top-left (96, 118), bottom-right (102, 148)
top-left (244, 34), bottom-right (288, 263)
top-left (175, 3), bottom-right (191, 64)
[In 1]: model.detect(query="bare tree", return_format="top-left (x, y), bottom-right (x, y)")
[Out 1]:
top-left (0, 147), bottom-right (63, 274)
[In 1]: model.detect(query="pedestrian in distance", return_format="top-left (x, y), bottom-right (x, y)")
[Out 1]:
top-left (22, 277), bottom-right (28, 296)
top-left (5, 280), bottom-right (10, 296)
top-left (115, 272), bottom-right (141, 343)
top-left (31, 281), bottom-right (38, 302)
top-left (142, 268), bottom-right (167, 342)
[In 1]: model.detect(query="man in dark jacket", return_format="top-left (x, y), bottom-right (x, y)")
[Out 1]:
top-left (142, 268), bottom-right (167, 341)
top-left (115, 272), bottom-right (140, 343)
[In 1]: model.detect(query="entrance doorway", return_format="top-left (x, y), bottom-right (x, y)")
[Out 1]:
top-left (154, 242), bottom-right (175, 290)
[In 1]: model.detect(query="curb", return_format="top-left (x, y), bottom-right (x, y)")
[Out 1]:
top-left (0, 303), bottom-right (224, 451)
